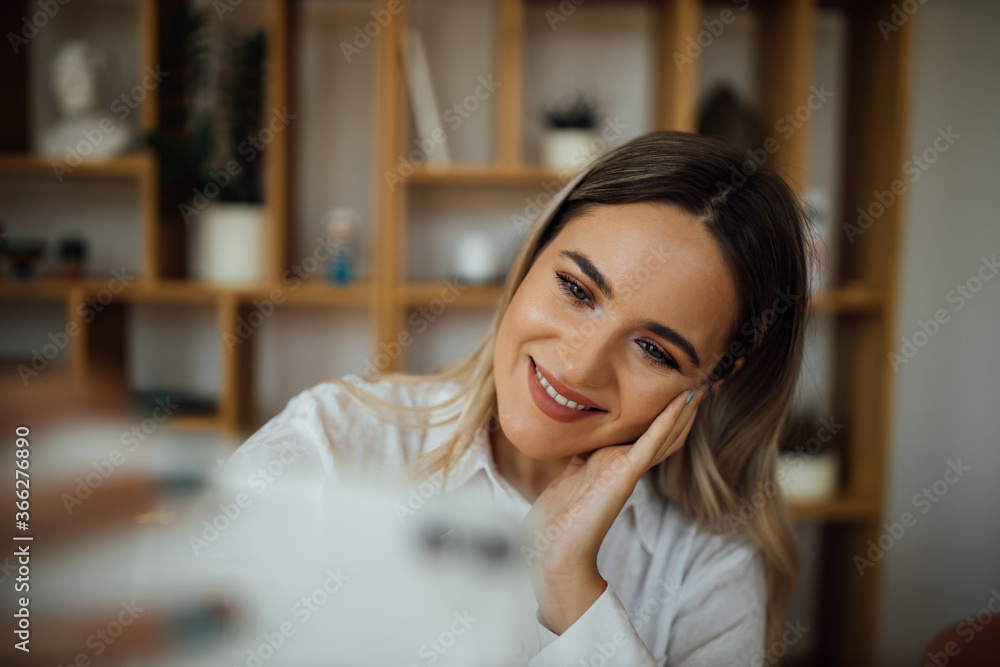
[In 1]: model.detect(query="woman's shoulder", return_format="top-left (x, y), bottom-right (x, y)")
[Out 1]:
top-left (226, 372), bottom-right (466, 475)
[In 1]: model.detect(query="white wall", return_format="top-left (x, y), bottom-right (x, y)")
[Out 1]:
top-left (878, 1), bottom-right (1000, 664)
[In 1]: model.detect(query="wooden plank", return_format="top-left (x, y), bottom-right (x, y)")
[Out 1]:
top-left (497, 0), bottom-right (524, 165)
top-left (402, 283), bottom-right (502, 309)
top-left (656, 0), bottom-right (700, 132)
top-left (809, 286), bottom-right (885, 313)
top-left (68, 286), bottom-right (89, 391)
top-left (411, 163), bottom-right (570, 185)
top-left (374, 0), bottom-right (407, 374)
top-left (823, 2), bottom-right (915, 663)
top-left (0, 153), bottom-right (151, 178)
top-left (757, 0), bottom-right (817, 195)
top-left (265, 0), bottom-right (291, 285)
top-left (217, 294), bottom-right (241, 434)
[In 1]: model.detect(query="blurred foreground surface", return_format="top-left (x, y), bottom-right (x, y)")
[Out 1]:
top-left (0, 373), bottom-right (526, 666)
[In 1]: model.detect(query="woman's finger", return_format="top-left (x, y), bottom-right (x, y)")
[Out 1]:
top-left (626, 386), bottom-right (699, 471)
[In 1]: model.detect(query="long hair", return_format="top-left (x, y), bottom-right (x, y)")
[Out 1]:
top-left (323, 130), bottom-right (806, 651)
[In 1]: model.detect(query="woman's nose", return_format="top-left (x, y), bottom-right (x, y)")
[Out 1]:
top-left (556, 318), bottom-right (614, 387)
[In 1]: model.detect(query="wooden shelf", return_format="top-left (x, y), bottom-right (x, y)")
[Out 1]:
top-left (410, 163), bottom-right (574, 186)
top-left (266, 281), bottom-right (373, 306)
top-left (0, 278), bottom-right (87, 300)
top-left (810, 286), bottom-right (886, 313)
top-left (402, 282), bottom-right (503, 308)
top-left (789, 497), bottom-right (880, 522)
top-left (0, 153), bottom-right (153, 179)
top-left (0, 279), bottom-right (373, 306)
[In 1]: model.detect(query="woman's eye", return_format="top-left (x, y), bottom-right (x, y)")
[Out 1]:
top-left (556, 272), bottom-right (592, 306)
top-left (638, 340), bottom-right (679, 370)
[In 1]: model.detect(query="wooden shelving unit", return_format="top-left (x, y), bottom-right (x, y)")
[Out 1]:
top-left (0, 1), bottom-right (912, 664)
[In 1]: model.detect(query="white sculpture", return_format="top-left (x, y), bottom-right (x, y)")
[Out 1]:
top-left (38, 41), bottom-right (134, 158)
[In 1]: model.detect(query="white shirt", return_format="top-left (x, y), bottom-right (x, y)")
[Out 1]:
top-left (227, 373), bottom-right (767, 666)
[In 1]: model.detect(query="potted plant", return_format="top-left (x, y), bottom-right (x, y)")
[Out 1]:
top-left (149, 11), bottom-right (267, 284)
top-left (540, 93), bottom-right (601, 170)
top-left (775, 403), bottom-right (842, 503)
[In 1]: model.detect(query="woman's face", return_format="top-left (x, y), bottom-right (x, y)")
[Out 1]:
top-left (493, 201), bottom-right (741, 459)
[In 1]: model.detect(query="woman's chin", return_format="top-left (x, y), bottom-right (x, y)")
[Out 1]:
top-left (505, 424), bottom-right (585, 460)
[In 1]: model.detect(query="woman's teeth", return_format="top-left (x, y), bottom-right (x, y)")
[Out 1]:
top-left (534, 366), bottom-right (596, 411)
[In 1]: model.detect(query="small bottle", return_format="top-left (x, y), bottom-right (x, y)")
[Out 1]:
top-left (324, 208), bottom-right (360, 284)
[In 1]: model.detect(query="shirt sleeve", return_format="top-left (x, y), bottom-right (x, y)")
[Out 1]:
top-left (528, 538), bottom-right (767, 667)
top-left (666, 540), bottom-right (767, 666)
top-left (529, 582), bottom-right (660, 667)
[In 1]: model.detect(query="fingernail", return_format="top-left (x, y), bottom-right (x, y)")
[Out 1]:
top-left (685, 390), bottom-right (696, 406)
top-left (170, 600), bottom-right (238, 648)
top-left (159, 471), bottom-right (206, 501)
top-left (704, 380), bottom-right (715, 395)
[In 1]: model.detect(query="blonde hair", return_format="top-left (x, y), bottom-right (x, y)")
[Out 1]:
top-left (324, 130), bottom-right (805, 651)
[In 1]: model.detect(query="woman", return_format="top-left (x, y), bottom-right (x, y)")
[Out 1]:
top-left (229, 130), bottom-right (806, 665)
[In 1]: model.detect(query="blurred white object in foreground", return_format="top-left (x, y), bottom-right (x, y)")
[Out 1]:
top-left (137, 462), bottom-right (527, 667)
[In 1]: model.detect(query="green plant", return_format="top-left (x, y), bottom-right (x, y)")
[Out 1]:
top-left (146, 9), bottom-right (266, 211)
top-left (544, 93), bottom-right (599, 130)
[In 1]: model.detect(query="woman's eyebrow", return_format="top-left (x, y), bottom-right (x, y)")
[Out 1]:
top-left (560, 250), bottom-right (614, 298)
top-left (560, 248), bottom-right (702, 370)
top-left (643, 320), bottom-right (701, 369)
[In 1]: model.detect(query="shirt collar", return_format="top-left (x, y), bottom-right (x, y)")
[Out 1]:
top-left (441, 422), bottom-right (664, 556)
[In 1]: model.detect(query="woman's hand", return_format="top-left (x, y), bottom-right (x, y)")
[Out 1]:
top-left (521, 382), bottom-right (710, 634)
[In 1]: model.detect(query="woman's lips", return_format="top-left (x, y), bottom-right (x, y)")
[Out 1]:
top-left (527, 357), bottom-right (606, 423)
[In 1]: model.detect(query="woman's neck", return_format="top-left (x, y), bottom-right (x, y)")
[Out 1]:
top-left (489, 425), bottom-right (572, 504)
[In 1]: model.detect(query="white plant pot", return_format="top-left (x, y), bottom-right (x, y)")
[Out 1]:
top-left (541, 129), bottom-right (600, 170)
top-left (777, 451), bottom-right (839, 503)
top-left (190, 203), bottom-right (266, 285)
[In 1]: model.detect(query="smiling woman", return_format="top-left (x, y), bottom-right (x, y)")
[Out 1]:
top-left (229, 130), bottom-right (809, 666)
